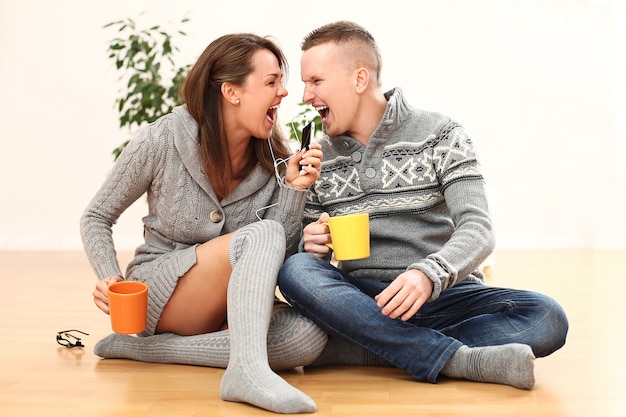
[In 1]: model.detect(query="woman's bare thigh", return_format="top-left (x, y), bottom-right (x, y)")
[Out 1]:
top-left (155, 233), bottom-right (234, 336)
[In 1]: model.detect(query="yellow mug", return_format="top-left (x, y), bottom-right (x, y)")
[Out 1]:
top-left (323, 213), bottom-right (370, 261)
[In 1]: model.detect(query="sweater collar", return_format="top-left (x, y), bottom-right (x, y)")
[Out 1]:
top-left (172, 106), bottom-right (217, 202)
top-left (374, 87), bottom-right (411, 136)
top-left (171, 106), bottom-right (272, 206)
top-left (328, 87), bottom-right (410, 152)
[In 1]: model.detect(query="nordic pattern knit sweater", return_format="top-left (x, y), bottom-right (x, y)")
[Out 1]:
top-left (304, 88), bottom-right (494, 300)
top-left (80, 105), bottom-right (307, 334)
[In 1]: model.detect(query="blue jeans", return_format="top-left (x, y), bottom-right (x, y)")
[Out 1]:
top-left (278, 253), bottom-right (568, 383)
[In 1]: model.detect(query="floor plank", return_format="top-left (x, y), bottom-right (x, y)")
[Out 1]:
top-left (0, 249), bottom-right (623, 416)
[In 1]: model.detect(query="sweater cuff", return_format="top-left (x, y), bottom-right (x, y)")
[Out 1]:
top-left (276, 185), bottom-right (308, 257)
top-left (94, 258), bottom-right (124, 281)
top-left (277, 185), bottom-right (307, 214)
top-left (407, 255), bottom-right (457, 301)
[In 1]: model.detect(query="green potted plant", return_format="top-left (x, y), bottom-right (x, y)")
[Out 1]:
top-left (287, 103), bottom-right (322, 144)
top-left (104, 15), bottom-right (190, 160)
top-left (105, 16), bottom-right (322, 157)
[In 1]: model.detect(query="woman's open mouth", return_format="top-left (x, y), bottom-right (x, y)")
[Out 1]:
top-left (266, 105), bottom-right (279, 123)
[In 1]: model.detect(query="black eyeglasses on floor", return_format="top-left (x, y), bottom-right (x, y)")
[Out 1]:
top-left (56, 329), bottom-right (89, 348)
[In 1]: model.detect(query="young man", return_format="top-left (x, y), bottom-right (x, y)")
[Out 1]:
top-left (279, 21), bottom-right (568, 390)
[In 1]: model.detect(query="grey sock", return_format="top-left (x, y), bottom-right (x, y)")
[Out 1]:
top-left (440, 344), bottom-right (535, 390)
top-left (94, 331), bottom-right (228, 364)
top-left (93, 306), bottom-right (327, 371)
top-left (308, 335), bottom-right (390, 368)
top-left (219, 221), bottom-right (316, 413)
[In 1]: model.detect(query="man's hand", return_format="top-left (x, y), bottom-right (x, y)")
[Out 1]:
top-left (375, 269), bottom-right (433, 321)
top-left (303, 212), bottom-right (332, 258)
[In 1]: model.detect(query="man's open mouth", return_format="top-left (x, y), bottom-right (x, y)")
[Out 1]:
top-left (315, 105), bottom-right (329, 121)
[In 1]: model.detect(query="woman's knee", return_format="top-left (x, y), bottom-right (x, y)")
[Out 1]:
top-left (258, 218), bottom-right (284, 234)
top-left (249, 219), bottom-right (285, 242)
top-left (232, 220), bottom-right (286, 255)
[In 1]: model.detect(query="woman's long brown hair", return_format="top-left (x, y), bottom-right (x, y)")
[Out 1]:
top-left (181, 33), bottom-right (291, 200)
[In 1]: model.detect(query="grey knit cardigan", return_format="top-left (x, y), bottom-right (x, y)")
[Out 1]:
top-left (80, 105), bottom-right (307, 334)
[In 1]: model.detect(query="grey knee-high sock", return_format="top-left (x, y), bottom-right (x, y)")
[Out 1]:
top-left (440, 344), bottom-right (536, 390)
top-left (219, 220), bottom-right (316, 414)
top-left (93, 307), bottom-right (327, 371)
top-left (307, 335), bottom-right (391, 368)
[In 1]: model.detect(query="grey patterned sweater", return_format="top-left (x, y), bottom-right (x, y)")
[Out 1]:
top-left (304, 88), bottom-right (494, 300)
top-left (81, 106), bottom-right (307, 332)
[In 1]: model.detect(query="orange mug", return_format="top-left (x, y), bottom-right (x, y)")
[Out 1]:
top-left (108, 281), bottom-right (148, 334)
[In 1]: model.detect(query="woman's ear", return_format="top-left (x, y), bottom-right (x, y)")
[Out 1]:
top-left (354, 67), bottom-right (370, 94)
top-left (221, 82), bottom-right (240, 105)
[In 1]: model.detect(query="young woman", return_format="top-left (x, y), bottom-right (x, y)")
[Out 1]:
top-left (81, 33), bottom-right (325, 414)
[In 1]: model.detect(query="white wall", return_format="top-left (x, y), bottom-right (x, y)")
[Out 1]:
top-left (1, 0), bottom-right (624, 250)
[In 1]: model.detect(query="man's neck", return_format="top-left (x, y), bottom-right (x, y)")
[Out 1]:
top-left (350, 91), bottom-right (388, 146)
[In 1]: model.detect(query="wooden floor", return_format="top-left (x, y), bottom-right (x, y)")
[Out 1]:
top-left (0, 249), bottom-right (624, 417)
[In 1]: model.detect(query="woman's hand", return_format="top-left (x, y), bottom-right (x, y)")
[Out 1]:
top-left (303, 212), bottom-right (332, 258)
top-left (93, 276), bottom-right (123, 314)
top-left (284, 142), bottom-right (322, 189)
